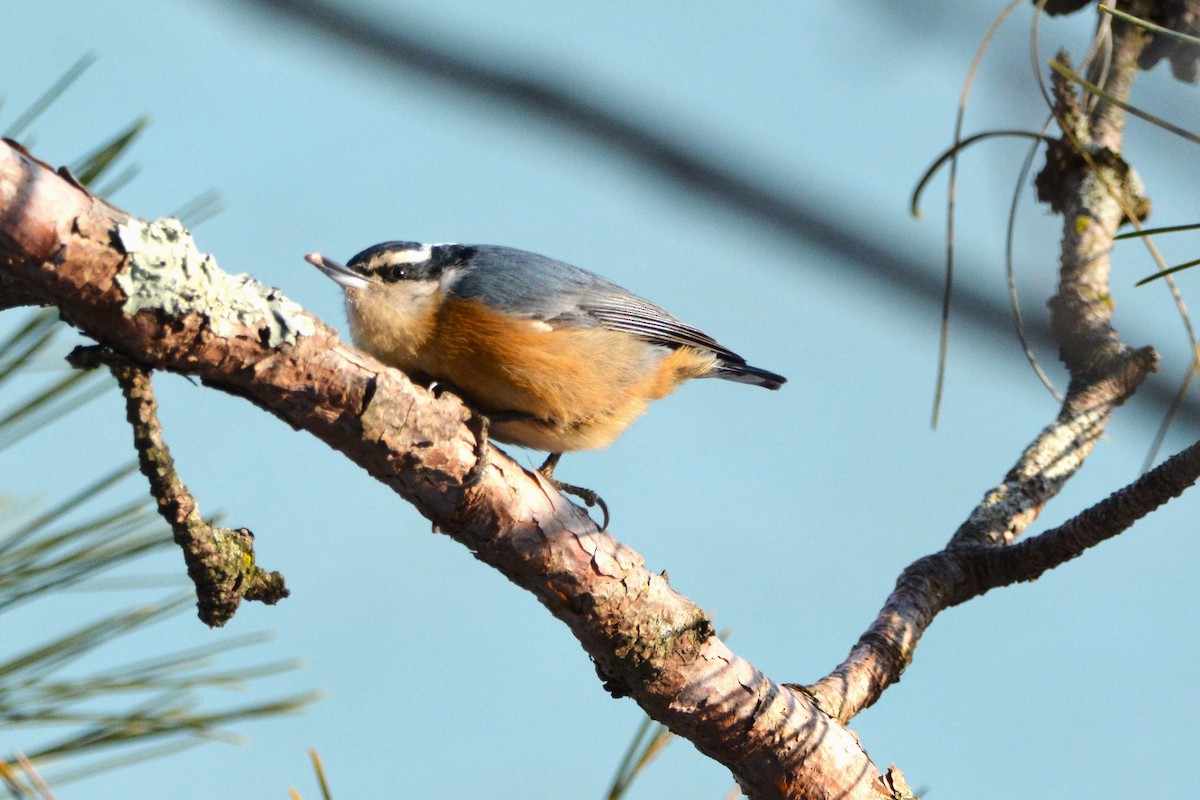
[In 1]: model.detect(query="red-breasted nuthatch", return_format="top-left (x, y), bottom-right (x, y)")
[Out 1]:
top-left (305, 242), bottom-right (785, 522)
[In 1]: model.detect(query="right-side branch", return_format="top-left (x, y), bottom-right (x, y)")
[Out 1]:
top-left (807, 13), bottom-right (1163, 723)
top-left (963, 436), bottom-right (1200, 594)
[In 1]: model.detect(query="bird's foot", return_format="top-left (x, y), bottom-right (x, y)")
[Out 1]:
top-left (461, 412), bottom-right (490, 488)
top-left (538, 453), bottom-right (610, 530)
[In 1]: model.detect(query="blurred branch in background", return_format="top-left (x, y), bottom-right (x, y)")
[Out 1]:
top-left (242, 0), bottom-right (1200, 429)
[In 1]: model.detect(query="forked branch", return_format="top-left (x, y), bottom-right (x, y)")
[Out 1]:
top-left (808, 9), bottom-right (1166, 723)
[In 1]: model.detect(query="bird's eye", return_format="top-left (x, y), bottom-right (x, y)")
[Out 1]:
top-left (382, 264), bottom-right (408, 282)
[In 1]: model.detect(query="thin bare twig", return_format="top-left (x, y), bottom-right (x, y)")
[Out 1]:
top-left (66, 346), bottom-right (288, 627)
top-left (930, 0), bottom-right (1024, 430)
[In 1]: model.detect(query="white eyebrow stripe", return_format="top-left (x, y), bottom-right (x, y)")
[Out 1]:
top-left (373, 244), bottom-right (433, 266)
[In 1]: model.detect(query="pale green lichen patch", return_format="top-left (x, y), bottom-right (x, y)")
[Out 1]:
top-left (114, 217), bottom-right (315, 346)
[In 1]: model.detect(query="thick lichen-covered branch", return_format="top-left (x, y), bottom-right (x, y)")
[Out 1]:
top-left (0, 138), bottom-right (899, 798)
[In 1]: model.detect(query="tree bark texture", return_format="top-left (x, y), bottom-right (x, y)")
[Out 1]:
top-left (808, 12), bottom-right (1166, 722)
top-left (0, 140), bottom-right (903, 799)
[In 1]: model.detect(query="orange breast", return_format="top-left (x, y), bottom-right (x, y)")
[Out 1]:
top-left (414, 298), bottom-right (718, 452)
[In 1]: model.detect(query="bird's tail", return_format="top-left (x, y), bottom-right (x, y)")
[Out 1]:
top-left (713, 360), bottom-right (787, 390)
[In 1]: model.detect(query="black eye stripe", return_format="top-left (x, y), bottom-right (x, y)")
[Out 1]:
top-left (348, 243), bottom-right (460, 282)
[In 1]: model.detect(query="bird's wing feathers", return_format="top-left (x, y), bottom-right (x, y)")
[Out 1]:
top-left (577, 293), bottom-right (742, 361)
top-left (448, 246), bottom-right (743, 362)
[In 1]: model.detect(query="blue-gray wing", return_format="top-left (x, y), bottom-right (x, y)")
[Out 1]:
top-left (449, 245), bottom-right (785, 387)
top-left (448, 246), bottom-right (730, 350)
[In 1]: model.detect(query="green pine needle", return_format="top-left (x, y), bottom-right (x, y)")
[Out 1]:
top-left (71, 116), bottom-right (150, 188)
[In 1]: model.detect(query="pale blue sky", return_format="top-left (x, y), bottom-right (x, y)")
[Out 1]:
top-left (4, 2), bottom-right (1200, 798)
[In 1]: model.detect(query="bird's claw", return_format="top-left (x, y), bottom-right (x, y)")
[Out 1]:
top-left (538, 453), bottom-right (610, 530)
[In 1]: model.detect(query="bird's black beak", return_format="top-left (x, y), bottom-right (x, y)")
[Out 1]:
top-left (305, 252), bottom-right (373, 290)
